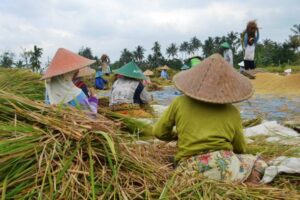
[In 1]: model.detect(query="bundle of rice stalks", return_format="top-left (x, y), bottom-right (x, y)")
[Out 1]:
top-left (0, 68), bottom-right (44, 100)
top-left (100, 109), bottom-right (153, 136)
top-left (146, 82), bottom-right (163, 92)
top-left (246, 20), bottom-right (258, 37)
top-left (284, 120), bottom-right (300, 132)
top-left (242, 116), bottom-right (263, 128)
top-left (1, 90), bottom-right (300, 199)
top-left (0, 90), bottom-right (166, 199)
top-left (134, 139), bottom-right (300, 200)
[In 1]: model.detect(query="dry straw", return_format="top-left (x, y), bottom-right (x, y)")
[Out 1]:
top-left (0, 69), bottom-right (299, 199)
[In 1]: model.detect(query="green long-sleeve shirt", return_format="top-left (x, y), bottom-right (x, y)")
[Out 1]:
top-left (153, 95), bottom-right (247, 162)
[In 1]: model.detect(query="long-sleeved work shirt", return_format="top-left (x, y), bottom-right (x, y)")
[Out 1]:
top-left (153, 95), bottom-right (247, 162)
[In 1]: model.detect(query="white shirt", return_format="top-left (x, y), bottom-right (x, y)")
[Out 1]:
top-left (109, 77), bottom-right (152, 106)
top-left (223, 49), bottom-right (233, 66)
top-left (244, 45), bottom-right (256, 61)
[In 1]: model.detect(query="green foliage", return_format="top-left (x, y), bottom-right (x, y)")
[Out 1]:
top-left (29, 45), bottom-right (43, 73)
top-left (119, 48), bottom-right (133, 65)
top-left (133, 45), bottom-right (145, 62)
top-left (166, 43), bottom-right (178, 59)
top-left (164, 58), bottom-right (183, 70)
top-left (256, 40), bottom-right (296, 67)
top-left (78, 46), bottom-right (94, 59)
top-left (0, 51), bottom-right (14, 68)
top-left (148, 41), bottom-right (164, 68)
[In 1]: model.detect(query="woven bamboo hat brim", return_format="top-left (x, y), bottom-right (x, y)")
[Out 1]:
top-left (173, 54), bottom-right (254, 104)
top-left (143, 69), bottom-right (154, 76)
top-left (42, 48), bottom-right (95, 80)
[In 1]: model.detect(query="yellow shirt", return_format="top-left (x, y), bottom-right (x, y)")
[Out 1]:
top-left (153, 95), bottom-right (247, 162)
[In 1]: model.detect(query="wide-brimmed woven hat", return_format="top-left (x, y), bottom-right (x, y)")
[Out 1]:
top-left (113, 61), bottom-right (146, 80)
top-left (77, 67), bottom-right (96, 77)
top-left (42, 48), bottom-right (95, 80)
top-left (173, 54), bottom-right (254, 104)
top-left (161, 65), bottom-right (170, 70)
top-left (143, 69), bottom-right (154, 76)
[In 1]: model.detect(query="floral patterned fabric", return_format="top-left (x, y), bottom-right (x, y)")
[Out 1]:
top-left (175, 150), bottom-right (267, 182)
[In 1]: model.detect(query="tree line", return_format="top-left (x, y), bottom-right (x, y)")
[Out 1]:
top-left (112, 24), bottom-right (300, 70)
top-left (1, 24), bottom-right (299, 72)
top-left (0, 45), bottom-right (43, 72)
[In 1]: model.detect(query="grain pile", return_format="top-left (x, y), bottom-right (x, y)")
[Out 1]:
top-left (251, 73), bottom-right (300, 95)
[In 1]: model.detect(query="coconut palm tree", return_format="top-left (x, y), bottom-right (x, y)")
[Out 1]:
top-left (152, 41), bottom-right (162, 56)
top-left (226, 31), bottom-right (240, 53)
top-left (119, 48), bottom-right (133, 65)
top-left (179, 41), bottom-right (189, 59)
top-left (150, 41), bottom-right (164, 67)
top-left (166, 43), bottom-right (178, 59)
top-left (0, 51), bottom-right (14, 68)
top-left (30, 45), bottom-right (43, 73)
top-left (291, 24), bottom-right (300, 35)
top-left (133, 45), bottom-right (145, 62)
top-left (289, 24), bottom-right (300, 52)
top-left (202, 37), bottom-right (215, 58)
top-left (190, 36), bottom-right (202, 55)
top-left (288, 35), bottom-right (300, 52)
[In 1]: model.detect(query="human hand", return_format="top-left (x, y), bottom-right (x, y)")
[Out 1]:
top-left (89, 87), bottom-right (96, 97)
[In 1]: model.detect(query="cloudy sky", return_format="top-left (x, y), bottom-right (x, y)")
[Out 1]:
top-left (0, 0), bottom-right (299, 64)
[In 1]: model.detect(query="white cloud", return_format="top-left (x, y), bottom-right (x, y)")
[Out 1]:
top-left (0, 0), bottom-right (299, 64)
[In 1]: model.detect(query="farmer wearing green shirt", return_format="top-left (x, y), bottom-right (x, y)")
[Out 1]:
top-left (153, 54), bottom-right (267, 183)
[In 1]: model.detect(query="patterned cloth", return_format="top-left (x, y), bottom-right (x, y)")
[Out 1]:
top-left (175, 150), bottom-right (267, 182)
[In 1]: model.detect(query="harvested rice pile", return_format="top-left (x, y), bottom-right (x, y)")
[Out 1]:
top-left (1, 69), bottom-right (300, 199)
top-left (0, 68), bottom-right (44, 100)
top-left (251, 73), bottom-right (300, 95)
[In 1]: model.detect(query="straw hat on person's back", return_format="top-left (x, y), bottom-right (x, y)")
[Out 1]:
top-left (143, 69), bottom-right (154, 76)
top-left (42, 48), bottom-right (95, 80)
top-left (173, 54), bottom-right (254, 104)
top-left (77, 67), bottom-right (96, 77)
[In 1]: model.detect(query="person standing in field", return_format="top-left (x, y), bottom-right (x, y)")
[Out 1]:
top-left (243, 21), bottom-right (259, 70)
top-left (221, 42), bottom-right (233, 66)
top-left (99, 54), bottom-right (111, 75)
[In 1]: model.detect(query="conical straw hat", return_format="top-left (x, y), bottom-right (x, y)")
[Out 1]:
top-left (189, 56), bottom-right (201, 68)
top-left (221, 42), bottom-right (230, 49)
top-left (143, 69), bottom-right (154, 76)
top-left (77, 67), bottom-right (96, 77)
top-left (113, 61), bottom-right (146, 80)
top-left (42, 48), bottom-right (95, 80)
top-left (174, 54), bottom-right (254, 104)
top-left (161, 65), bottom-right (170, 70)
